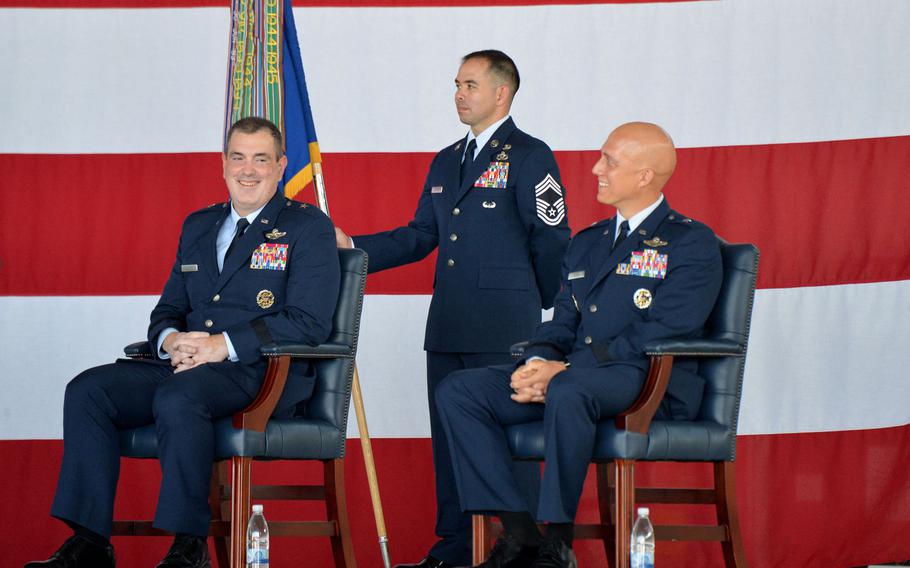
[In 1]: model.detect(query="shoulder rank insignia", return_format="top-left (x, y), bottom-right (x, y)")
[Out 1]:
top-left (454, 142), bottom-right (462, 151)
top-left (265, 228), bottom-right (286, 240)
top-left (643, 237), bottom-right (668, 247)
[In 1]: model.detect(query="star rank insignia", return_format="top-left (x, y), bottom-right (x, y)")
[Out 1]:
top-left (534, 173), bottom-right (566, 226)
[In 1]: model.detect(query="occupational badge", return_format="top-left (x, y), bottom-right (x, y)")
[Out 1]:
top-left (490, 139), bottom-right (499, 148)
top-left (250, 243), bottom-right (288, 270)
top-left (482, 201), bottom-right (497, 209)
top-left (265, 228), bottom-right (287, 240)
top-left (643, 237), bottom-right (668, 247)
top-left (256, 290), bottom-right (275, 309)
top-left (503, 144), bottom-right (512, 150)
top-left (534, 173), bottom-right (565, 226)
top-left (633, 288), bottom-right (652, 309)
top-left (495, 151), bottom-right (509, 161)
top-left (474, 162), bottom-right (510, 189)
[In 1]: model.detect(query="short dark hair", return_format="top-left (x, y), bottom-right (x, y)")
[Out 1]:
top-left (462, 50), bottom-right (520, 97)
top-left (225, 116), bottom-right (284, 158)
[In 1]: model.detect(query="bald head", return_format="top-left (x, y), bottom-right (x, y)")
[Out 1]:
top-left (592, 122), bottom-right (678, 217)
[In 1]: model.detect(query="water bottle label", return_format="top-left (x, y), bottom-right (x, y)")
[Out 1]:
top-left (246, 548), bottom-right (269, 564)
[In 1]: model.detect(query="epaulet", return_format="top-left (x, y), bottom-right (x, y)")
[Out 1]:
top-left (188, 201), bottom-right (228, 218)
top-left (281, 199), bottom-right (328, 219)
top-left (574, 217), bottom-right (611, 237)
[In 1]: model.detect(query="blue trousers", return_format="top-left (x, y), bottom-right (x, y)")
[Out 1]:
top-left (425, 352), bottom-right (540, 565)
top-left (436, 363), bottom-right (646, 523)
top-left (50, 359), bottom-right (259, 538)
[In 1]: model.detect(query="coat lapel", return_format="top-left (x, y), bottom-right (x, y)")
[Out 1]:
top-left (453, 117), bottom-right (517, 206)
top-left (214, 191), bottom-right (286, 291)
top-left (200, 205), bottom-right (227, 280)
top-left (588, 199), bottom-right (671, 290)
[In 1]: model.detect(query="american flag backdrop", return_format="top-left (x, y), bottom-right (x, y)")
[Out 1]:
top-left (1, 1), bottom-right (909, 566)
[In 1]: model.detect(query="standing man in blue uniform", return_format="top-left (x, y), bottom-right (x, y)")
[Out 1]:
top-left (335, 50), bottom-right (570, 568)
top-left (436, 122), bottom-right (724, 568)
top-left (26, 117), bottom-right (340, 568)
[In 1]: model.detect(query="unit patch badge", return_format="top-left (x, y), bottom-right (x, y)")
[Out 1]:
top-left (250, 243), bottom-right (288, 270)
top-left (256, 290), bottom-right (275, 309)
top-left (535, 173), bottom-right (566, 226)
top-left (474, 162), bottom-right (510, 189)
top-left (633, 288), bottom-right (652, 309)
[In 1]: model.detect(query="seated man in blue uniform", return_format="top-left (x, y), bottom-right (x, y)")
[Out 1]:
top-left (26, 117), bottom-right (340, 568)
top-left (436, 122), bottom-right (723, 568)
top-left (335, 50), bottom-right (570, 568)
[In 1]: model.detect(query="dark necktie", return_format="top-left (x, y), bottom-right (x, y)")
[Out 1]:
top-left (223, 217), bottom-right (250, 269)
top-left (459, 138), bottom-right (477, 185)
top-left (612, 220), bottom-right (630, 252)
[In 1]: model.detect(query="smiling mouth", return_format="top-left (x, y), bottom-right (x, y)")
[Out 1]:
top-left (237, 180), bottom-right (260, 188)
top-left (598, 181), bottom-right (609, 188)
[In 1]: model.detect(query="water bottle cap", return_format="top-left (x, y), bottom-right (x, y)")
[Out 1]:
top-left (252, 504), bottom-right (263, 513)
top-left (637, 507), bottom-right (649, 516)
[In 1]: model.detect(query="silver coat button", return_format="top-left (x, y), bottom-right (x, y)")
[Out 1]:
top-left (204, 319), bottom-right (214, 328)
top-left (584, 336), bottom-right (593, 345)
top-left (453, 207), bottom-right (461, 216)
top-left (589, 304), bottom-right (597, 313)
top-left (212, 294), bottom-right (221, 302)
top-left (450, 233), bottom-right (458, 242)
top-left (447, 259), bottom-right (455, 267)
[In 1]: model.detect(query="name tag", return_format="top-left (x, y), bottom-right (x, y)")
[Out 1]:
top-left (568, 270), bottom-right (585, 280)
top-left (431, 186), bottom-right (444, 194)
top-left (180, 264), bottom-right (198, 273)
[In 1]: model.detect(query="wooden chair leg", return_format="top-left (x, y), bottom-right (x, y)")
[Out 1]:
top-left (715, 461), bottom-right (748, 568)
top-left (325, 458), bottom-right (356, 568)
top-left (210, 462), bottom-right (229, 568)
top-left (614, 459), bottom-right (635, 568)
top-left (472, 514), bottom-right (493, 564)
top-left (230, 456), bottom-right (252, 568)
top-left (596, 463), bottom-right (617, 567)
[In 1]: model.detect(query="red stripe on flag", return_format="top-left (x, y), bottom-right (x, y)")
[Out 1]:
top-left (2, 135), bottom-right (909, 295)
top-left (4, 427), bottom-right (910, 567)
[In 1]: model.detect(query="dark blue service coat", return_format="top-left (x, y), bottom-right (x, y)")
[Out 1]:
top-left (355, 117), bottom-right (571, 353)
top-left (523, 198), bottom-right (723, 419)
top-left (149, 190), bottom-right (341, 408)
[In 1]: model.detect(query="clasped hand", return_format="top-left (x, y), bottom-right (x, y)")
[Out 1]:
top-left (509, 359), bottom-right (568, 404)
top-left (162, 331), bottom-right (229, 373)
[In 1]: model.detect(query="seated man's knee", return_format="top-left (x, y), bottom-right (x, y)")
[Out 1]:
top-left (545, 371), bottom-right (591, 408)
top-left (63, 365), bottom-right (114, 408)
top-left (152, 378), bottom-right (207, 424)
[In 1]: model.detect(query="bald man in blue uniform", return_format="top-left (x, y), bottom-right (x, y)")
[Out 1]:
top-left (336, 50), bottom-right (570, 568)
top-left (437, 122), bottom-right (724, 568)
top-left (27, 117), bottom-right (340, 568)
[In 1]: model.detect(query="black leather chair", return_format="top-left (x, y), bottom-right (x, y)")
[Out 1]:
top-left (114, 247), bottom-right (368, 568)
top-left (473, 241), bottom-right (758, 568)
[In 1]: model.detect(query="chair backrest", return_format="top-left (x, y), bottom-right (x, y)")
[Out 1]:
top-left (295, 248), bottom-right (368, 449)
top-left (694, 241), bottom-right (759, 449)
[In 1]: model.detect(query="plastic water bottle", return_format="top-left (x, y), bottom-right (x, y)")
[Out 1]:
top-left (630, 507), bottom-right (655, 568)
top-left (246, 504), bottom-right (270, 567)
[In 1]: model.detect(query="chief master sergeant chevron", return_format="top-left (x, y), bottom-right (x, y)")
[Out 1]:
top-left (25, 117), bottom-right (340, 568)
top-left (334, 50), bottom-right (570, 568)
